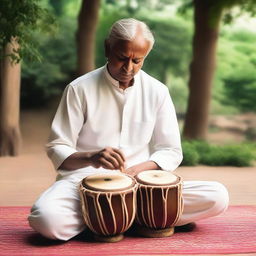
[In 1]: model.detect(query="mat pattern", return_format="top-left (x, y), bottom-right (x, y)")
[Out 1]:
top-left (0, 205), bottom-right (256, 255)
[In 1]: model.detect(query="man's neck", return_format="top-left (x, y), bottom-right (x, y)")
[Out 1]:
top-left (119, 79), bottom-right (134, 90)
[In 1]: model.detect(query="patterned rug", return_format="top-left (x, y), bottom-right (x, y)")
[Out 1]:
top-left (0, 205), bottom-right (256, 255)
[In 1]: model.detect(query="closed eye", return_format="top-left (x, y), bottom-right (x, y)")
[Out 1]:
top-left (133, 59), bottom-right (142, 64)
top-left (117, 56), bottom-right (126, 61)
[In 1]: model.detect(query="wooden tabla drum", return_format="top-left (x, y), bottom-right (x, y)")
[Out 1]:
top-left (135, 170), bottom-right (183, 238)
top-left (79, 173), bottom-right (138, 242)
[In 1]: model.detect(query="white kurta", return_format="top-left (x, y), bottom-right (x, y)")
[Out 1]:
top-left (46, 66), bottom-right (183, 172)
top-left (28, 66), bottom-right (229, 241)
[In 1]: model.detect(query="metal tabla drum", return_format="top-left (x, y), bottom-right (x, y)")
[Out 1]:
top-left (79, 172), bottom-right (138, 242)
top-left (135, 170), bottom-right (183, 237)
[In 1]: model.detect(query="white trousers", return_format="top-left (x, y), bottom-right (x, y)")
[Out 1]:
top-left (28, 168), bottom-right (229, 241)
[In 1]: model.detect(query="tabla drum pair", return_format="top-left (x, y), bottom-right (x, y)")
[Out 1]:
top-left (79, 170), bottom-right (183, 242)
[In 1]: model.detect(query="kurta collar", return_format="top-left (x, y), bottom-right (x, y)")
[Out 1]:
top-left (103, 64), bottom-right (139, 91)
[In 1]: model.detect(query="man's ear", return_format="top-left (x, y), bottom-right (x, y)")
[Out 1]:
top-left (104, 40), bottom-right (110, 58)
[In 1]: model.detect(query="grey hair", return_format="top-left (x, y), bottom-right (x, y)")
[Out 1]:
top-left (106, 18), bottom-right (155, 50)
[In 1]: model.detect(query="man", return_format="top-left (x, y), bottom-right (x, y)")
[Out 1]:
top-left (28, 18), bottom-right (229, 241)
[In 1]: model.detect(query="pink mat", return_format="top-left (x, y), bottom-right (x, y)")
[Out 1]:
top-left (0, 205), bottom-right (256, 255)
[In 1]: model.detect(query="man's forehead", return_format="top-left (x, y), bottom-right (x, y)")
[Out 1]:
top-left (111, 38), bottom-right (151, 56)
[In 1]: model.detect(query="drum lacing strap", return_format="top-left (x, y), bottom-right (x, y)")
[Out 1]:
top-left (93, 193), bottom-right (109, 235)
top-left (161, 187), bottom-right (169, 229)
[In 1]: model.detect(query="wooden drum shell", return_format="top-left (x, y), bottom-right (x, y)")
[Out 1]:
top-left (135, 175), bottom-right (183, 230)
top-left (79, 177), bottom-right (138, 237)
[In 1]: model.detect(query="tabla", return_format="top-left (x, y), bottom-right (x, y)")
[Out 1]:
top-left (135, 170), bottom-right (183, 237)
top-left (79, 172), bottom-right (138, 242)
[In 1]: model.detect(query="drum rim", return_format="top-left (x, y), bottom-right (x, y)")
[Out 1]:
top-left (80, 173), bottom-right (137, 192)
top-left (135, 171), bottom-right (182, 186)
top-left (136, 181), bottom-right (182, 188)
top-left (80, 183), bottom-right (138, 194)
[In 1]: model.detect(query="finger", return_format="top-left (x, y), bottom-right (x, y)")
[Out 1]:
top-left (102, 152), bottom-right (121, 169)
top-left (113, 148), bottom-right (126, 162)
top-left (99, 157), bottom-right (116, 170)
top-left (110, 151), bottom-right (125, 168)
top-left (120, 166), bottom-right (125, 173)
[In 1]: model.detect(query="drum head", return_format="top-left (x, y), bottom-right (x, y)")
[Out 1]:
top-left (135, 170), bottom-right (178, 186)
top-left (82, 173), bottom-right (135, 192)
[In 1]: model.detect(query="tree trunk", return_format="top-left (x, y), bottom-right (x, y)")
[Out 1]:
top-left (0, 39), bottom-right (21, 156)
top-left (183, 0), bottom-right (222, 140)
top-left (76, 0), bottom-right (101, 76)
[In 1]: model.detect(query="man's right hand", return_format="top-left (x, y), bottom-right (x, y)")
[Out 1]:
top-left (89, 147), bottom-right (126, 170)
top-left (59, 147), bottom-right (126, 171)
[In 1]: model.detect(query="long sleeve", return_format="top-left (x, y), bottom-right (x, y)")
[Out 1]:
top-left (149, 87), bottom-right (183, 171)
top-left (46, 85), bottom-right (86, 170)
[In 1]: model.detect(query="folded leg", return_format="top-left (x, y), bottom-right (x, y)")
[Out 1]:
top-left (28, 168), bottom-right (114, 241)
top-left (176, 181), bottom-right (229, 226)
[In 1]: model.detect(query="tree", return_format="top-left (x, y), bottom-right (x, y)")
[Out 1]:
top-left (0, 0), bottom-right (54, 156)
top-left (182, 0), bottom-right (256, 140)
top-left (76, 0), bottom-right (101, 76)
top-left (182, 0), bottom-right (222, 139)
top-left (0, 38), bottom-right (21, 156)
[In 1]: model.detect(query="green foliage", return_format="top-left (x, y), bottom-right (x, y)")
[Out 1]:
top-left (201, 144), bottom-right (254, 166)
top-left (180, 141), bottom-right (200, 166)
top-left (215, 0), bottom-right (256, 23)
top-left (18, 0), bottom-right (256, 115)
top-left (222, 70), bottom-right (256, 112)
top-left (0, 0), bottom-right (56, 62)
top-left (167, 75), bottom-right (189, 114)
top-left (181, 140), bottom-right (255, 166)
top-left (179, 0), bottom-right (256, 26)
top-left (215, 29), bottom-right (256, 113)
top-left (21, 18), bottom-right (76, 108)
top-left (142, 16), bottom-right (192, 82)
top-left (245, 127), bottom-right (256, 141)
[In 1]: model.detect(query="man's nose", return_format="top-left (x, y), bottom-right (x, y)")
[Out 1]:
top-left (124, 59), bottom-right (133, 72)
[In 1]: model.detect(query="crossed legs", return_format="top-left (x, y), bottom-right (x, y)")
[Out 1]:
top-left (28, 171), bottom-right (229, 241)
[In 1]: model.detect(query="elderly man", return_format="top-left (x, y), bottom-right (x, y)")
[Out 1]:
top-left (28, 18), bottom-right (229, 241)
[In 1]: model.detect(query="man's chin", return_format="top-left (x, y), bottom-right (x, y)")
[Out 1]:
top-left (118, 75), bottom-right (134, 83)
top-left (119, 77), bottom-right (134, 86)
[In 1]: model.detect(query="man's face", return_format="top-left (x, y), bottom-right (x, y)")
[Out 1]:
top-left (105, 33), bottom-right (151, 87)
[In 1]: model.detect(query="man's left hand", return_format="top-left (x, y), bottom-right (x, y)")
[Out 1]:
top-left (124, 161), bottom-right (160, 177)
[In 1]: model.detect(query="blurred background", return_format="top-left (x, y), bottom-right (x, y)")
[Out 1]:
top-left (1, 0), bottom-right (256, 167)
